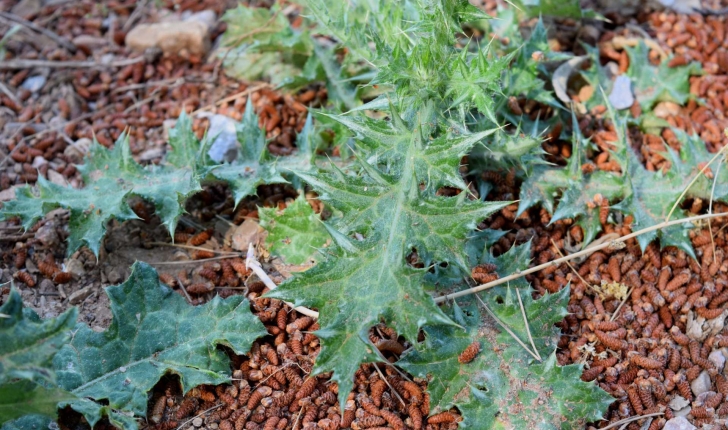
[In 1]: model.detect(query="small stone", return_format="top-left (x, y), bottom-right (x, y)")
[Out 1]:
top-left (68, 286), bottom-right (94, 305)
top-left (32, 156), bottom-right (47, 169)
top-left (653, 101), bottom-right (681, 119)
top-left (39, 278), bottom-right (55, 293)
top-left (64, 258), bottom-right (85, 278)
top-left (47, 169), bottom-right (66, 187)
top-left (686, 311), bottom-right (707, 341)
top-left (64, 138), bottom-right (92, 163)
top-left (125, 21), bottom-right (211, 57)
top-left (99, 53), bottom-right (115, 65)
top-left (192, 417), bottom-right (203, 427)
top-left (21, 75), bottom-right (46, 93)
top-left (34, 223), bottom-right (60, 248)
top-left (690, 370), bottom-right (711, 397)
top-left (659, 0), bottom-right (701, 14)
top-left (669, 395), bottom-right (690, 411)
top-left (720, 347), bottom-right (728, 362)
top-left (709, 350), bottom-right (726, 373)
top-left (202, 113), bottom-right (238, 162)
top-left (607, 75), bottom-right (634, 110)
top-left (663, 416), bottom-right (696, 430)
top-left (105, 267), bottom-right (123, 284)
top-left (184, 10), bottom-right (216, 29)
top-left (696, 391), bottom-right (718, 406)
top-left (231, 219), bottom-right (262, 252)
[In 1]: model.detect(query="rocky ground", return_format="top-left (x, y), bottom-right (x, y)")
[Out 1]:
top-left (3, 0), bottom-right (728, 429)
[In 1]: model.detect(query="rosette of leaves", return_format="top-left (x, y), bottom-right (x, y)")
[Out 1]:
top-left (266, 103), bottom-right (507, 408)
top-left (265, 0), bottom-right (573, 412)
top-left (399, 243), bottom-right (613, 428)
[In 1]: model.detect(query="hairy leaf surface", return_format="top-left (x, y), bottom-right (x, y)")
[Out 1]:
top-left (626, 40), bottom-right (702, 110)
top-left (518, 114), bottom-right (722, 255)
top-left (400, 252), bottom-right (612, 430)
top-left (0, 414), bottom-right (53, 430)
top-left (267, 109), bottom-right (506, 407)
top-left (259, 194), bottom-right (328, 264)
top-left (0, 289), bottom-right (77, 385)
top-left (0, 381), bottom-right (75, 424)
top-left (52, 262), bottom-right (266, 428)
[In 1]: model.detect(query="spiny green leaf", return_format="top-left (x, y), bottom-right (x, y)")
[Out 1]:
top-left (501, 19), bottom-right (564, 109)
top-left (626, 40), bottom-right (703, 110)
top-left (52, 262), bottom-right (266, 429)
top-left (517, 112), bottom-right (720, 255)
top-left (209, 98), bottom-right (288, 205)
top-left (0, 289), bottom-right (77, 385)
top-left (0, 381), bottom-right (75, 424)
top-left (166, 111), bottom-right (207, 172)
top-left (321, 107), bottom-right (496, 192)
top-left (1, 414), bottom-right (53, 430)
top-left (515, 0), bottom-right (585, 18)
top-left (670, 129), bottom-right (728, 202)
top-left (611, 149), bottom-right (693, 256)
top-left (399, 287), bottom-right (612, 429)
top-left (259, 194), bottom-right (329, 264)
top-left (267, 109), bottom-right (507, 409)
top-left (0, 134), bottom-right (201, 256)
top-left (446, 47), bottom-right (510, 122)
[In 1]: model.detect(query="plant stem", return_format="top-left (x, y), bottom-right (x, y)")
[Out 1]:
top-left (245, 244), bottom-right (320, 319)
top-left (435, 211), bottom-right (728, 303)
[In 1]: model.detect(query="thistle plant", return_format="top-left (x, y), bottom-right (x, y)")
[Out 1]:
top-left (263, 0), bottom-right (613, 425)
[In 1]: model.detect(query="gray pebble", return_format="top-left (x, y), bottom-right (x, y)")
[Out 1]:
top-left (709, 350), bottom-right (725, 373)
top-left (663, 416), bottom-right (696, 430)
top-left (607, 75), bottom-right (634, 110)
top-left (690, 370), bottom-right (711, 397)
top-left (21, 75), bottom-right (46, 93)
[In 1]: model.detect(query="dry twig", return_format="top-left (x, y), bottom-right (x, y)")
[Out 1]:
top-left (0, 11), bottom-right (77, 52)
top-left (436, 211), bottom-right (728, 303)
top-left (0, 57), bottom-right (144, 70)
